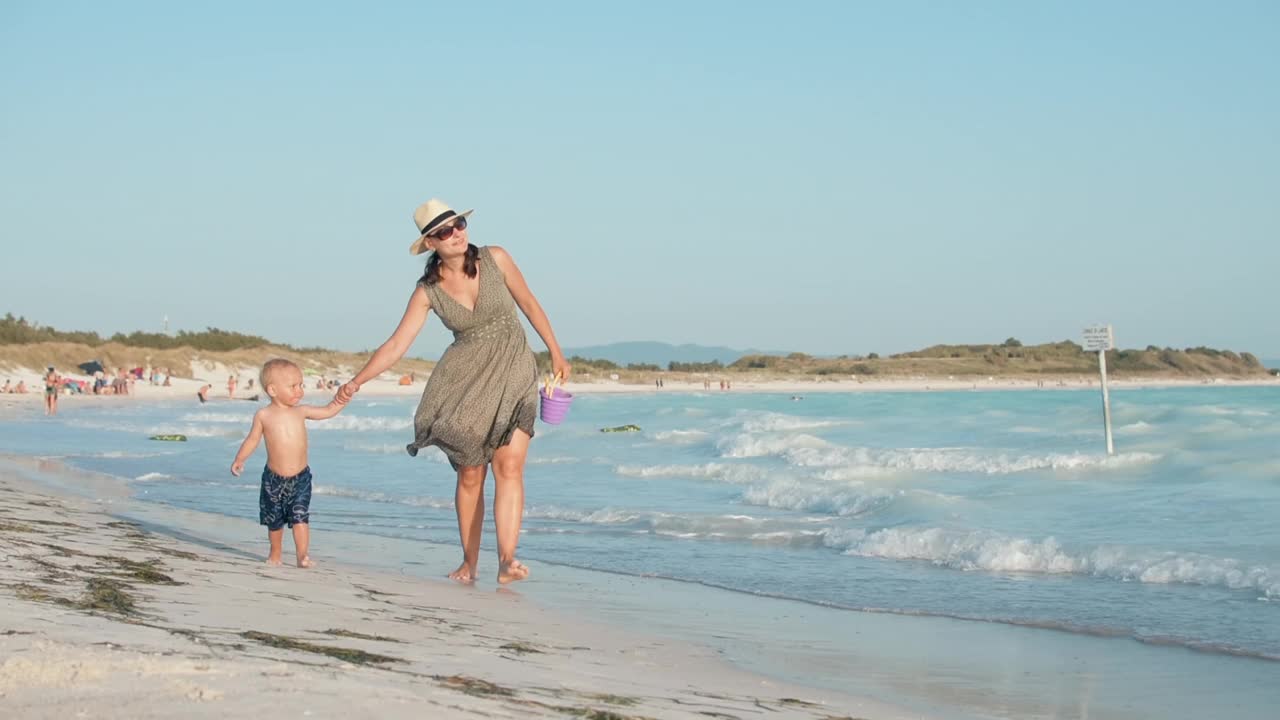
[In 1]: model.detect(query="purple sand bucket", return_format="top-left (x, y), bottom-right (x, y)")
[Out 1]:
top-left (539, 387), bottom-right (574, 425)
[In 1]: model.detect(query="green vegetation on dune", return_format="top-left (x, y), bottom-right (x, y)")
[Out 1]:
top-left (2, 314), bottom-right (1268, 382)
top-left (543, 337), bottom-right (1269, 381)
top-left (2, 314), bottom-right (272, 352)
top-left (0, 314), bottom-right (434, 379)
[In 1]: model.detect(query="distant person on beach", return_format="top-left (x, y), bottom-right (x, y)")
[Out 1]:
top-left (15, 380), bottom-right (27, 394)
top-left (337, 198), bottom-right (570, 585)
top-left (1, 380), bottom-right (9, 393)
top-left (228, 375), bottom-right (237, 398)
top-left (44, 367), bottom-right (59, 415)
top-left (231, 358), bottom-right (349, 568)
top-left (197, 384), bottom-right (212, 403)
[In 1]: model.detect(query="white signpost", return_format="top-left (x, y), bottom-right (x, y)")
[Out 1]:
top-left (1082, 325), bottom-right (1115, 455)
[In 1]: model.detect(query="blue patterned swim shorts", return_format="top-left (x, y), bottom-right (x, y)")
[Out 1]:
top-left (259, 466), bottom-right (312, 530)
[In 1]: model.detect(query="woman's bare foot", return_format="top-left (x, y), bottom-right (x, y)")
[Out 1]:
top-left (448, 562), bottom-right (477, 583)
top-left (297, 556), bottom-right (315, 569)
top-left (264, 556), bottom-right (283, 567)
top-left (497, 559), bottom-right (529, 584)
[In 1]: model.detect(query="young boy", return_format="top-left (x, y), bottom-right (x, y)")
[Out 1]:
top-left (231, 358), bottom-right (347, 568)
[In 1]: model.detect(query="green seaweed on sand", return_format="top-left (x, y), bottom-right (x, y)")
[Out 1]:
top-left (554, 708), bottom-right (652, 720)
top-left (106, 520), bottom-right (150, 541)
top-left (79, 577), bottom-right (137, 614)
top-left (108, 557), bottom-right (180, 585)
top-left (321, 628), bottom-right (403, 643)
top-left (579, 693), bottom-right (639, 707)
top-left (148, 545), bottom-right (201, 561)
top-left (0, 520), bottom-right (35, 532)
top-left (13, 583), bottom-right (73, 607)
top-left (778, 698), bottom-right (821, 707)
top-left (240, 631), bottom-right (403, 665)
top-left (499, 641), bottom-right (545, 655)
top-left (434, 674), bottom-right (516, 697)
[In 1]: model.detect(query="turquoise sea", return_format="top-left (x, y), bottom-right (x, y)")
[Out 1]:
top-left (3, 385), bottom-right (1278, 719)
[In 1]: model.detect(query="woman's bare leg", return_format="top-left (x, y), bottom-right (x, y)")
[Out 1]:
top-left (491, 429), bottom-right (531, 584)
top-left (451, 464), bottom-right (487, 582)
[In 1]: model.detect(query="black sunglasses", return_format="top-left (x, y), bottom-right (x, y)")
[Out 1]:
top-left (429, 216), bottom-right (468, 240)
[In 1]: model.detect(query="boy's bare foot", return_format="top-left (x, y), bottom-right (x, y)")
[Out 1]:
top-left (297, 556), bottom-right (314, 569)
top-left (497, 559), bottom-right (529, 584)
top-left (448, 562), bottom-right (476, 583)
top-left (265, 556), bottom-right (283, 567)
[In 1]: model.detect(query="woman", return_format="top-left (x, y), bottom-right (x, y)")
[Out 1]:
top-left (338, 198), bottom-right (570, 584)
top-left (44, 366), bottom-right (59, 415)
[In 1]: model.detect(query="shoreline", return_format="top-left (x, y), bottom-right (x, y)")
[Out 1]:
top-left (0, 454), bottom-right (915, 719)
top-left (2, 363), bottom-right (1276, 420)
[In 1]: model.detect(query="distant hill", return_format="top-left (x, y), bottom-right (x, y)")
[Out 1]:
top-left (561, 341), bottom-right (790, 366)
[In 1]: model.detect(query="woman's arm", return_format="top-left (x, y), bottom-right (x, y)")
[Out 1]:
top-left (339, 286), bottom-right (432, 402)
top-left (488, 246), bottom-right (571, 380)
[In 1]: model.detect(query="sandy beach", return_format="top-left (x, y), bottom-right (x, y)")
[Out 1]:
top-left (0, 455), bottom-right (916, 719)
top-left (3, 361), bottom-right (1276, 421)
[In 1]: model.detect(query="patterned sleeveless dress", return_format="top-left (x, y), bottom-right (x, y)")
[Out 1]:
top-left (407, 246), bottom-right (539, 469)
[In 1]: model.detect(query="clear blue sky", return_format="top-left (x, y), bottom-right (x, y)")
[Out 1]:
top-left (3, 1), bottom-right (1277, 359)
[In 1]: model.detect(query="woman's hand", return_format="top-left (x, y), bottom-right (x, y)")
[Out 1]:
top-left (552, 356), bottom-right (572, 382)
top-left (337, 381), bottom-right (361, 404)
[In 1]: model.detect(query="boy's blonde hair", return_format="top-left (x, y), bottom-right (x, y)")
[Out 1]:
top-left (260, 358), bottom-right (299, 391)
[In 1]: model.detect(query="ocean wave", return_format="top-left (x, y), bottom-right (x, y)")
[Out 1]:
top-left (310, 415), bottom-right (413, 432)
top-left (650, 429), bottom-right (712, 444)
top-left (716, 433), bottom-right (832, 458)
top-left (739, 481), bottom-right (896, 517)
top-left (81, 450), bottom-right (174, 459)
top-left (840, 527), bottom-right (1280, 599)
top-left (178, 411), bottom-right (253, 423)
top-left (717, 433), bottom-right (1160, 475)
top-left (524, 504), bottom-right (846, 546)
top-left (735, 411), bottom-right (852, 433)
top-left (1194, 405), bottom-right (1270, 417)
top-left (134, 472), bottom-right (172, 481)
top-left (528, 455), bottom-right (580, 464)
top-left (142, 425), bottom-right (241, 438)
top-left (311, 485), bottom-right (453, 508)
top-left (613, 462), bottom-right (768, 484)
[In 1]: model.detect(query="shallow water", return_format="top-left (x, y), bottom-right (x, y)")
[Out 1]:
top-left (4, 385), bottom-right (1278, 718)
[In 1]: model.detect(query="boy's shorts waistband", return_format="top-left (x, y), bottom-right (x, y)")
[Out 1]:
top-left (262, 465), bottom-right (311, 482)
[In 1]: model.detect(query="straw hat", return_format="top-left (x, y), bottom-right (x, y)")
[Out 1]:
top-left (409, 199), bottom-right (473, 255)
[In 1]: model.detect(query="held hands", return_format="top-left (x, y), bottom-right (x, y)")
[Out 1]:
top-left (230, 460), bottom-right (244, 477)
top-left (336, 381), bottom-right (360, 405)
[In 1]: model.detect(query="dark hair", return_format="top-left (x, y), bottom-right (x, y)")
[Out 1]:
top-left (420, 243), bottom-right (479, 286)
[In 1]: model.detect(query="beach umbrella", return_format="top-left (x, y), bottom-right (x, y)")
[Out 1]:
top-left (78, 360), bottom-right (104, 375)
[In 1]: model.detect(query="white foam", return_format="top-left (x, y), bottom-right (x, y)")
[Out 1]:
top-left (134, 472), bottom-right (172, 482)
top-left (736, 411), bottom-right (852, 433)
top-left (613, 462), bottom-right (768, 484)
top-left (528, 455), bottom-right (580, 464)
top-left (311, 485), bottom-right (452, 508)
top-left (840, 527), bottom-right (1280, 598)
top-left (311, 415), bottom-right (413, 432)
top-left (716, 432), bottom-right (832, 458)
top-left (740, 481), bottom-right (896, 517)
top-left (178, 411), bottom-right (252, 423)
top-left (718, 432), bottom-right (1161, 474)
top-left (651, 429), bottom-right (712, 444)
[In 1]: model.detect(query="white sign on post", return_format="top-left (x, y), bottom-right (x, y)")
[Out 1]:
top-left (1082, 325), bottom-right (1114, 352)
top-left (1082, 324), bottom-right (1116, 455)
